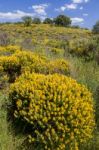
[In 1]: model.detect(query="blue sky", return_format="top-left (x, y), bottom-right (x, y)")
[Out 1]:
top-left (0, 0), bottom-right (98, 28)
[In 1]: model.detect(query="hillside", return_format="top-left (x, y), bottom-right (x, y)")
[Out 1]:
top-left (0, 24), bottom-right (99, 150)
top-left (0, 24), bottom-right (92, 50)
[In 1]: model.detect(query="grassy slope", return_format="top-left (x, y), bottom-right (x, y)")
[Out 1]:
top-left (0, 24), bottom-right (99, 149)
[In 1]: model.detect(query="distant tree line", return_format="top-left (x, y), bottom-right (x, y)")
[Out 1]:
top-left (21, 15), bottom-right (72, 27)
top-left (21, 15), bottom-right (91, 30)
top-left (0, 14), bottom-right (99, 33)
top-left (21, 15), bottom-right (99, 33)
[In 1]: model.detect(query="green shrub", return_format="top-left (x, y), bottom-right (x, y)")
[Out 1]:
top-left (49, 47), bottom-right (64, 56)
top-left (68, 38), bottom-right (95, 59)
top-left (9, 73), bottom-right (95, 150)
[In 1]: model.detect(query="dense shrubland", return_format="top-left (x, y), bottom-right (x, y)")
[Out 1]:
top-left (9, 73), bottom-right (95, 150)
top-left (0, 23), bottom-right (99, 150)
top-left (0, 47), bottom-right (70, 83)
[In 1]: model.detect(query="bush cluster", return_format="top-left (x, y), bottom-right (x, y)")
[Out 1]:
top-left (48, 59), bottom-right (70, 75)
top-left (0, 46), bottom-right (70, 82)
top-left (0, 50), bottom-right (47, 82)
top-left (68, 38), bottom-right (96, 58)
top-left (0, 23), bottom-right (94, 60)
top-left (0, 45), bottom-right (21, 56)
top-left (9, 73), bottom-right (95, 150)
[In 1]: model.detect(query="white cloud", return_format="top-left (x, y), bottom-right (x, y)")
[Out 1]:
top-left (32, 4), bottom-right (49, 16)
top-left (65, 3), bottom-right (77, 9)
top-left (80, 6), bottom-right (83, 10)
top-left (0, 10), bottom-right (34, 20)
top-left (72, 0), bottom-right (89, 3)
top-left (55, 3), bottom-right (77, 12)
top-left (0, 8), bottom-right (48, 21)
top-left (72, 0), bottom-right (83, 3)
top-left (55, 0), bottom-right (90, 12)
top-left (0, 3), bottom-right (50, 21)
top-left (85, 0), bottom-right (90, 2)
top-left (60, 6), bottom-right (66, 12)
top-left (71, 17), bottom-right (84, 24)
top-left (83, 13), bottom-right (88, 16)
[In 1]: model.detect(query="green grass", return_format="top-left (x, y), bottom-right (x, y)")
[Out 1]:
top-left (68, 57), bottom-right (99, 93)
top-left (0, 91), bottom-right (27, 150)
top-left (0, 92), bottom-right (14, 150)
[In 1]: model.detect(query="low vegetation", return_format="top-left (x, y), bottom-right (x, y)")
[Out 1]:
top-left (0, 18), bottom-right (99, 150)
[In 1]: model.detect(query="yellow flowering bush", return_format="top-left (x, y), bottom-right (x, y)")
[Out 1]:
top-left (13, 51), bottom-right (48, 73)
top-left (0, 50), bottom-right (48, 82)
top-left (47, 59), bottom-right (70, 75)
top-left (0, 45), bottom-right (21, 56)
top-left (0, 55), bottom-right (21, 82)
top-left (0, 46), bottom-right (70, 82)
top-left (9, 73), bottom-right (95, 150)
top-left (45, 39), bottom-right (66, 49)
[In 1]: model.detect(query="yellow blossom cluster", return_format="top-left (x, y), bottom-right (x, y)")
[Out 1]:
top-left (0, 50), bottom-right (47, 82)
top-left (0, 45), bottom-right (21, 56)
top-left (0, 47), bottom-right (70, 82)
top-left (48, 59), bottom-right (70, 75)
top-left (9, 73), bottom-right (95, 150)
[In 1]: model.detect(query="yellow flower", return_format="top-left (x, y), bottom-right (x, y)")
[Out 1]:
top-left (9, 73), bottom-right (95, 150)
top-left (16, 99), bottom-right (22, 108)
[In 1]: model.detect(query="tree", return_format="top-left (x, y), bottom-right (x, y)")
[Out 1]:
top-left (33, 18), bottom-right (41, 24)
top-left (43, 18), bottom-right (53, 24)
top-left (22, 16), bottom-right (32, 26)
top-left (93, 21), bottom-right (99, 34)
top-left (54, 15), bottom-right (71, 27)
